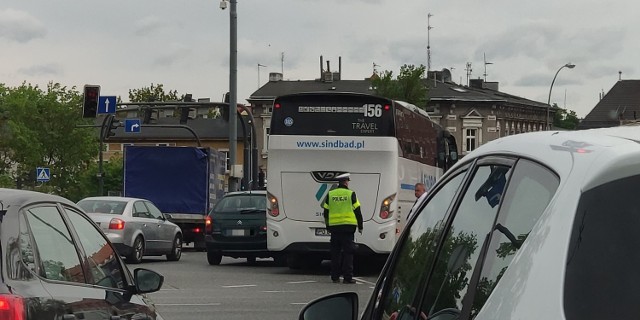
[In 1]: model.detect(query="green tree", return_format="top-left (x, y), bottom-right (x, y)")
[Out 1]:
top-left (372, 64), bottom-right (428, 108)
top-left (552, 104), bottom-right (580, 130)
top-left (128, 83), bottom-right (180, 102)
top-left (0, 82), bottom-right (98, 197)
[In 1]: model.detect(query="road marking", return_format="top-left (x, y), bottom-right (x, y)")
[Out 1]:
top-left (222, 284), bottom-right (258, 288)
top-left (262, 290), bottom-right (296, 293)
top-left (353, 277), bottom-right (376, 285)
top-left (290, 303), bottom-right (308, 305)
top-left (155, 303), bottom-right (221, 306)
top-left (286, 280), bottom-right (316, 284)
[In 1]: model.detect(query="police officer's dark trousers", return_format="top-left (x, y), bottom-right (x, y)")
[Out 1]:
top-left (330, 231), bottom-right (355, 281)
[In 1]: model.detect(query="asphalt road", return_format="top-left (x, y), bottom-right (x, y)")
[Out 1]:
top-left (133, 249), bottom-right (382, 320)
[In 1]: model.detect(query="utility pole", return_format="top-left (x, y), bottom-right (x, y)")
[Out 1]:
top-left (465, 62), bottom-right (472, 86)
top-left (483, 53), bottom-right (493, 81)
top-left (427, 13), bottom-right (433, 73)
top-left (228, 0), bottom-right (238, 192)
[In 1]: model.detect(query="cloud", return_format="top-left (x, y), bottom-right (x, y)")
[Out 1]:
top-left (0, 9), bottom-right (46, 43)
top-left (134, 16), bottom-right (166, 36)
top-left (514, 73), bottom-right (582, 87)
top-left (151, 44), bottom-right (192, 66)
top-left (18, 63), bottom-right (62, 77)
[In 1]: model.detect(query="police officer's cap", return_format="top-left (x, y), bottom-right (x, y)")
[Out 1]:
top-left (336, 173), bottom-right (351, 181)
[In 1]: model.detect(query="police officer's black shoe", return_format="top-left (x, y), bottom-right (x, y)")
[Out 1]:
top-left (343, 279), bottom-right (357, 284)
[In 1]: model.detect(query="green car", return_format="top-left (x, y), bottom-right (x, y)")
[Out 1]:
top-left (205, 190), bottom-right (273, 265)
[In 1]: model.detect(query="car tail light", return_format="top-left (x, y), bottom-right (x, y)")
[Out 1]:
top-left (205, 216), bottom-right (212, 233)
top-left (193, 227), bottom-right (201, 233)
top-left (267, 192), bottom-right (280, 217)
top-left (0, 294), bottom-right (25, 320)
top-left (260, 226), bottom-right (267, 232)
top-left (379, 193), bottom-right (396, 219)
top-left (109, 218), bottom-right (125, 230)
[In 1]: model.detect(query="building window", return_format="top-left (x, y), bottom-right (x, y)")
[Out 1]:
top-left (263, 126), bottom-right (270, 152)
top-left (465, 128), bottom-right (478, 153)
top-left (220, 150), bottom-right (230, 171)
top-left (265, 104), bottom-right (273, 114)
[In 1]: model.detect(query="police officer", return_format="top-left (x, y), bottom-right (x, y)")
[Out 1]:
top-left (323, 172), bottom-right (363, 284)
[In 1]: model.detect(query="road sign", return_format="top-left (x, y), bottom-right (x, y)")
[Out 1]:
top-left (97, 96), bottom-right (117, 114)
top-left (124, 119), bottom-right (141, 133)
top-left (36, 167), bottom-right (50, 182)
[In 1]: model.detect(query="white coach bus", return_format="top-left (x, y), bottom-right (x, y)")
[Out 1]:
top-left (266, 92), bottom-right (458, 268)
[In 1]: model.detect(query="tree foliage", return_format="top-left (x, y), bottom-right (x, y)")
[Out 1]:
top-left (372, 64), bottom-right (428, 108)
top-left (552, 104), bottom-right (580, 130)
top-left (0, 82), bottom-right (99, 198)
top-left (128, 83), bottom-right (181, 103)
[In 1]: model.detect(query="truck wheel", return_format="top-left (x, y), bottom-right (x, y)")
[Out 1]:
top-left (166, 235), bottom-right (182, 261)
top-left (207, 251), bottom-right (222, 265)
top-left (127, 236), bottom-right (144, 264)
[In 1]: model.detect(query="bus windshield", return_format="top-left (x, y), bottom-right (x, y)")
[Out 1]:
top-left (271, 93), bottom-right (395, 136)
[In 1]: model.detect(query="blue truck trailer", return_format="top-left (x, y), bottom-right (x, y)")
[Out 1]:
top-left (124, 145), bottom-right (226, 250)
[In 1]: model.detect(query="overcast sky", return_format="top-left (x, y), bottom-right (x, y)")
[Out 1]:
top-left (1, 0), bottom-right (636, 117)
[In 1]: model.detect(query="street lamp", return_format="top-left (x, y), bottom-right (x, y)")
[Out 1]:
top-left (546, 63), bottom-right (575, 130)
top-left (221, 0), bottom-right (239, 191)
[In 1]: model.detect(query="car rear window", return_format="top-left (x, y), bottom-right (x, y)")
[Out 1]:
top-left (212, 194), bottom-right (266, 213)
top-left (77, 200), bottom-right (127, 215)
top-left (564, 174), bottom-right (640, 319)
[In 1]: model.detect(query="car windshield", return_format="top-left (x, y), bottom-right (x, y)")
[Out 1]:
top-left (77, 200), bottom-right (127, 215)
top-left (212, 194), bottom-right (266, 214)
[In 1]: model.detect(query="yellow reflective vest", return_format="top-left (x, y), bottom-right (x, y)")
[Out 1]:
top-left (323, 187), bottom-right (360, 226)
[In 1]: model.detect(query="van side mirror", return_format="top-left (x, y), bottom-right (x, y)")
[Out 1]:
top-left (299, 292), bottom-right (358, 320)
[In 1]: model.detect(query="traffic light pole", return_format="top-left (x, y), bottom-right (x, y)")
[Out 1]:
top-left (97, 114), bottom-right (114, 196)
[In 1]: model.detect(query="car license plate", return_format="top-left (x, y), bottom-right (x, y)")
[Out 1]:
top-left (315, 228), bottom-right (331, 236)
top-left (231, 229), bottom-right (246, 236)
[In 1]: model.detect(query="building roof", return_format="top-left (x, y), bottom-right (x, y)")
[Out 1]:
top-left (578, 80), bottom-right (640, 129)
top-left (248, 79), bottom-right (377, 101)
top-left (248, 77), bottom-right (547, 110)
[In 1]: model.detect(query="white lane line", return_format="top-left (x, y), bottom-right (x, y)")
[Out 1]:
top-left (353, 277), bottom-right (376, 285)
top-left (262, 290), bottom-right (296, 293)
top-left (286, 280), bottom-right (317, 284)
top-left (290, 303), bottom-right (308, 305)
top-left (155, 303), bottom-right (221, 306)
top-left (222, 284), bottom-right (258, 288)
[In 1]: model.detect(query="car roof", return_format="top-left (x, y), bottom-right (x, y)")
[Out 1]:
top-left (224, 190), bottom-right (267, 197)
top-left (0, 188), bottom-right (77, 209)
top-left (454, 126), bottom-right (640, 192)
top-left (78, 196), bottom-right (145, 202)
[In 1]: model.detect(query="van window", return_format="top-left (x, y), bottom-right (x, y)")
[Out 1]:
top-left (564, 174), bottom-right (640, 319)
top-left (374, 170), bottom-right (466, 320)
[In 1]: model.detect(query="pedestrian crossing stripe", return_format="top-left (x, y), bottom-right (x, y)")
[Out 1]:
top-left (37, 168), bottom-right (50, 181)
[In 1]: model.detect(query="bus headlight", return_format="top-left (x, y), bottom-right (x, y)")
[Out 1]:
top-left (379, 193), bottom-right (396, 219)
top-left (267, 192), bottom-right (280, 217)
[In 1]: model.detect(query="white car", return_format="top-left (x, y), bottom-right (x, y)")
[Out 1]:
top-left (300, 124), bottom-right (640, 320)
top-left (78, 196), bottom-right (183, 263)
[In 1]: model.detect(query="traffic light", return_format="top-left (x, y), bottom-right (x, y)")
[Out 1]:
top-left (82, 85), bottom-right (100, 118)
top-left (103, 116), bottom-right (121, 140)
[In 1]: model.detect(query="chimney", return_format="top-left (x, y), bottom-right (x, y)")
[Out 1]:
top-left (320, 55), bottom-right (324, 77)
top-left (339, 56), bottom-right (342, 77)
top-left (469, 78), bottom-right (484, 89)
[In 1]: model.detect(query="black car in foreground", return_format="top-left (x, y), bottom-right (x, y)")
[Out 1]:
top-left (205, 190), bottom-right (277, 265)
top-left (0, 188), bottom-right (165, 320)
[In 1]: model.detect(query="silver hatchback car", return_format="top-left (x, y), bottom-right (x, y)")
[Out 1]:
top-left (78, 196), bottom-right (183, 263)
